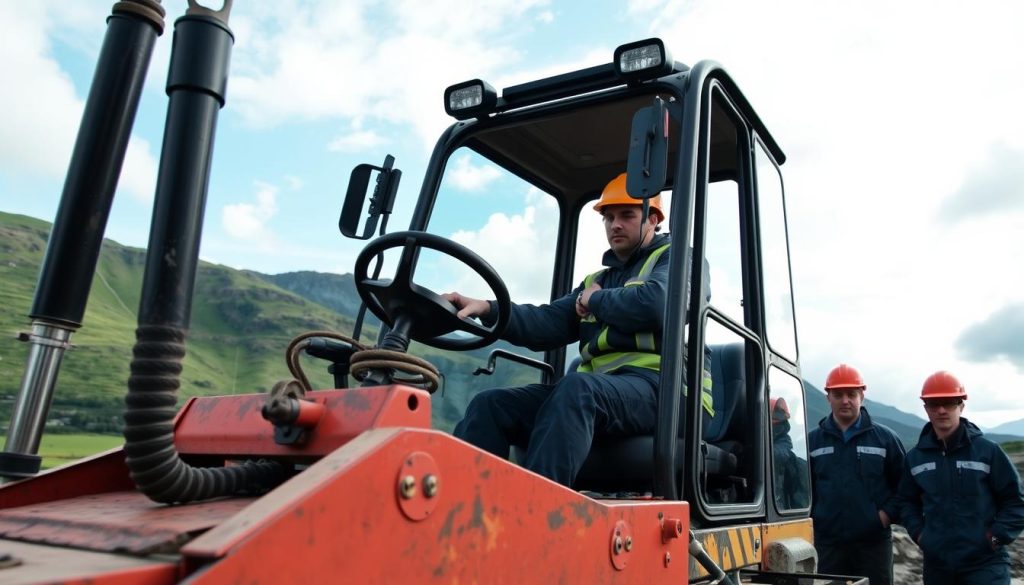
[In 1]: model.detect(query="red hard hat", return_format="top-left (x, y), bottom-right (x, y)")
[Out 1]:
top-left (770, 397), bottom-right (790, 424)
top-left (824, 364), bottom-right (866, 391)
top-left (920, 371), bottom-right (967, 400)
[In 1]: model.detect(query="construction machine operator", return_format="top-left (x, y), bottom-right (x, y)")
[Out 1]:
top-left (443, 173), bottom-right (711, 488)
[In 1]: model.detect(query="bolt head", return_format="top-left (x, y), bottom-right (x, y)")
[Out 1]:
top-left (399, 475), bottom-right (417, 499)
top-left (423, 474), bottom-right (439, 498)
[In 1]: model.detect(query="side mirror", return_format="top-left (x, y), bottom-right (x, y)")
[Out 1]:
top-left (626, 96), bottom-right (669, 199)
top-left (339, 155), bottom-right (402, 240)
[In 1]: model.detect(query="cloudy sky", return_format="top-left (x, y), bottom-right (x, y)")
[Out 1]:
top-left (2, 0), bottom-right (1023, 428)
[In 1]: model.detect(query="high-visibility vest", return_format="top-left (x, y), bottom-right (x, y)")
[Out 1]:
top-left (577, 243), bottom-right (714, 417)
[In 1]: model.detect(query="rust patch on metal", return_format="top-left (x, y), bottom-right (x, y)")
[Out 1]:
top-left (570, 500), bottom-right (595, 527)
top-left (436, 502), bottom-right (464, 542)
top-left (342, 390), bottom-right (373, 412)
top-left (547, 509), bottom-right (565, 530)
top-left (469, 494), bottom-right (485, 530)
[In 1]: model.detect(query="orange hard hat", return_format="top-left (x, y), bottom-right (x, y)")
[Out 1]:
top-left (824, 364), bottom-right (866, 391)
top-left (593, 173), bottom-right (664, 221)
top-left (920, 371), bottom-right (967, 400)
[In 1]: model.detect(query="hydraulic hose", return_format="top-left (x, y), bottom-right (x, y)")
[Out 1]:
top-left (125, 325), bottom-right (289, 503)
top-left (122, 1), bottom-right (290, 504)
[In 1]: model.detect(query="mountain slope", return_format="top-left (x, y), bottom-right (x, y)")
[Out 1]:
top-left (0, 211), bottom-right (355, 433)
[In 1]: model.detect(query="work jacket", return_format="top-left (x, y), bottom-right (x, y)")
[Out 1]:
top-left (491, 234), bottom-right (713, 415)
top-left (495, 234), bottom-right (672, 364)
top-left (808, 408), bottom-right (906, 545)
top-left (898, 419), bottom-right (1024, 571)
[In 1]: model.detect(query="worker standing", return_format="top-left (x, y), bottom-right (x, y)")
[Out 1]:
top-left (898, 371), bottom-right (1024, 585)
top-left (443, 173), bottom-right (711, 488)
top-left (807, 364), bottom-right (906, 585)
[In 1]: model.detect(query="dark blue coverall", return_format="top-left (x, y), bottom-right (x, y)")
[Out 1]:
top-left (454, 233), bottom-right (684, 487)
top-left (899, 418), bottom-right (1024, 585)
top-left (808, 407), bottom-right (906, 585)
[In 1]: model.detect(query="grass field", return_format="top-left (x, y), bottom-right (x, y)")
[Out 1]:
top-left (35, 433), bottom-right (123, 469)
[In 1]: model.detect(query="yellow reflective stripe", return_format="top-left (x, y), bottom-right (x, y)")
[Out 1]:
top-left (636, 332), bottom-right (656, 352)
top-left (580, 328), bottom-right (608, 361)
top-left (702, 366), bottom-right (715, 416)
top-left (583, 269), bottom-right (605, 288)
top-left (624, 280), bottom-right (644, 287)
top-left (637, 244), bottom-right (670, 279)
top-left (577, 351), bottom-right (661, 374)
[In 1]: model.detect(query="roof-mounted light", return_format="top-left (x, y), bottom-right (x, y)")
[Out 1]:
top-left (614, 38), bottom-right (673, 82)
top-left (444, 79), bottom-right (498, 120)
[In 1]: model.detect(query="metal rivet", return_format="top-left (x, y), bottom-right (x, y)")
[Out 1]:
top-left (614, 536), bottom-right (623, 554)
top-left (423, 474), bottom-right (439, 498)
top-left (400, 475), bottom-right (417, 499)
top-left (664, 552), bottom-right (671, 567)
top-left (624, 536), bottom-right (633, 552)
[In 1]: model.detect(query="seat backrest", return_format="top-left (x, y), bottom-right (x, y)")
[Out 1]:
top-left (573, 341), bottom-right (748, 493)
top-left (702, 342), bottom-right (746, 444)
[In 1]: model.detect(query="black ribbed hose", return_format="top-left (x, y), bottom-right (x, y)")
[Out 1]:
top-left (123, 2), bottom-right (288, 504)
top-left (125, 325), bottom-right (289, 503)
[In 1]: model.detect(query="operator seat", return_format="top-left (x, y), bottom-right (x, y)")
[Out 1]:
top-left (572, 342), bottom-right (746, 496)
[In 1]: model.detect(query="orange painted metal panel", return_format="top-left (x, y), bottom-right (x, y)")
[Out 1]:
top-left (180, 428), bottom-right (691, 583)
top-left (0, 538), bottom-right (178, 585)
top-left (0, 448), bottom-right (134, 510)
top-left (173, 385), bottom-right (430, 458)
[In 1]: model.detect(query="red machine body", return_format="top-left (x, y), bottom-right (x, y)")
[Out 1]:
top-left (0, 386), bottom-right (690, 583)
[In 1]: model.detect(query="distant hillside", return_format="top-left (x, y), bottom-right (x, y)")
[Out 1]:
top-left (0, 211), bottom-right (512, 436)
top-left (0, 211), bottom-right (363, 434)
top-left (990, 418), bottom-right (1024, 437)
top-left (256, 270), bottom-right (382, 334)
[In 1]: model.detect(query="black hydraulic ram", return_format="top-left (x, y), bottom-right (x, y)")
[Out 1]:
top-left (0, 0), bottom-right (166, 482)
top-left (123, 0), bottom-right (287, 504)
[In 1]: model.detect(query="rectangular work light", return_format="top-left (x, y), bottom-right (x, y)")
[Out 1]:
top-left (614, 38), bottom-right (674, 81)
top-left (444, 79), bottom-right (498, 120)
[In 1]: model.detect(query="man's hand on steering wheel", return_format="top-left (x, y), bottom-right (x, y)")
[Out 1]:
top-left (442, 292), bottom-right (491, 320)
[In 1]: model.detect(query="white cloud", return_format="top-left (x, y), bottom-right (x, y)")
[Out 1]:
top-left (226, 0), bottom-right (551, 149)
top-left (448, 155), bottom-right (502, 191)
top-left (328, 129), bottom-right (386, 153)
top-left (647, 0), bottom-right (1024, 426)
top-left (940, 143), bottom-right (1024, 222)
top-left (222, 181), bottom-right (279, 241)
top-left (448, 187), bottom-right (559, 304)
top-left (0, 2), bottom-right (159, 203)
top-left (536, 10), bottom-right (555, 24)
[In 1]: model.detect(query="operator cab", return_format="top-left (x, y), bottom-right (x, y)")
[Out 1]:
top-left (342, 39), bottom-right (810, 527)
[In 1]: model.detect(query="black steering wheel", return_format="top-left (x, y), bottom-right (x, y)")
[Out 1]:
top-left (353, 231), bottom-right (511, 351)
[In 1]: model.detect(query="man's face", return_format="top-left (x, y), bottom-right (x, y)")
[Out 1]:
top-left (923, 398), bottom-right (964, 439)
top-left (827, 387), bottom-right (864, 426)
top-left (602, 205), bottom-right (659, 259)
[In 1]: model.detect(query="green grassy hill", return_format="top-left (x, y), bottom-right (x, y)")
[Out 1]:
top-left (0, 210), bottom-right (516, 438)
top-left (0, 211), bottom-right (355, 435)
